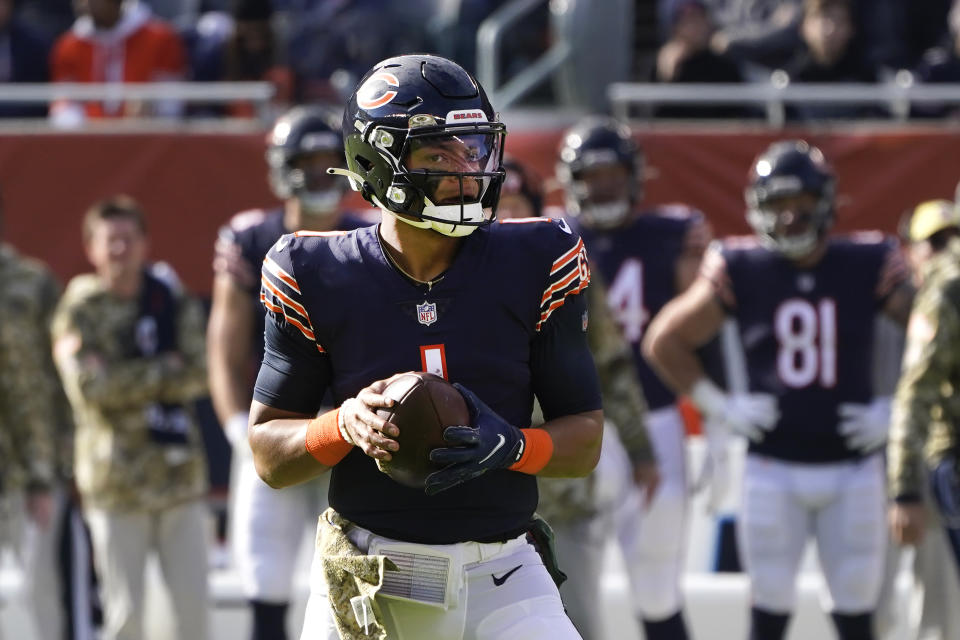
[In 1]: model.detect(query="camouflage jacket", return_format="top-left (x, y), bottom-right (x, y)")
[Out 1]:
top-left (538, 277), bottom-right (653, 522)
top-left (889, 239), bottom-right (960, 500)
top-left (51, 266), bottom-right (209, 511)
top-left (0, 244), bottom-right (71, 495)
top-left (585, 277), bottom-right (653, 465)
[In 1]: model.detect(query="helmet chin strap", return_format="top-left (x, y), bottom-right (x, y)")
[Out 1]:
top-left (328, 167), bottom-right (485, 238)
top-left (372, 196), bottom-right (483, 238)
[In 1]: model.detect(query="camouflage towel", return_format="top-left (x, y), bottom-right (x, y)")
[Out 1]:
top-left (317, 509), bottom-right (398, 640)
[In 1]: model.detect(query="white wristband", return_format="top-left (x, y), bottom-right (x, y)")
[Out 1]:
top-left (225, 412), bottom-right (249, 448)
top-left (689, 378), bottom-right (726, 418)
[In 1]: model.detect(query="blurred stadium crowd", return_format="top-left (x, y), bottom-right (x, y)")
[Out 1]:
top-left (0, 0), bottom-right (960, 120)
top-left (2, 2), bottom-right (960, 640)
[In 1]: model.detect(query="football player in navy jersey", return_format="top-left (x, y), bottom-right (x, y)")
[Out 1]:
top-left (248, 54), bottom-right (603, 640)
top-left (644, 140), bottom-right (915, 640)
top-left (206, 106), bottom-right (371, 640)
top-left (557, 116), bottom-right (711, 640)
top-left (497, 155), bottom-right (657, 640)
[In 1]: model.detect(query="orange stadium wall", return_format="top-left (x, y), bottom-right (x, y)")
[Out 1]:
top-left (1, 128), bottom-right (958, 296)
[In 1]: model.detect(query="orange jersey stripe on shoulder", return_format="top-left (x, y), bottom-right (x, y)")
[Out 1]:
top-left (261, 275), bottom-right (310, 320)
top-left (263, 255), bottom-right (301, 293)
top-left (550, 238), bottom-right (585, 275)
top-left (540, 266), bottom-right (581, 305)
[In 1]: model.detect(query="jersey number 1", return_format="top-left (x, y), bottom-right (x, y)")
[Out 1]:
top-left (775, 298), bottom-right (837, 388)
top-left (420, 344), bottom-right (448, 379)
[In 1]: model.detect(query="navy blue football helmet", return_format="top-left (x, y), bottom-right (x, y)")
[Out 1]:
top-left (556, 116), bottom-right (642, 229)
top-left (745, 140), bottom-right (836, 258)
top-left (267, 106), bottom-right (345, 213)
top-left (336, 54), bottom-right (506, 237)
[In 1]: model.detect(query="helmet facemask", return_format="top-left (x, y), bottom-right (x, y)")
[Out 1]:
top-left (346, 119), bottom-right (506, 238)
top-left (746, 188), bottom-right (834, 259)
top-left (268, 144), bottom-right (346, 216)
top-left (286, 151), bottom-right (347, 215)
top-left (561, 158), bottom-right (637, 230)
top-left (744, 140), bottom-right (836, 260)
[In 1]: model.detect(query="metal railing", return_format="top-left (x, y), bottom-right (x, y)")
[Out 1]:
top-left (608, 79), bottom-right (960, 126)
top-left (0, 81), bottom-right (276, 122)
top-left (476, 0), bottom-right (572, 110)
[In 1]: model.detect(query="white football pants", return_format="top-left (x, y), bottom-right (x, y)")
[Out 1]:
top-left (622, 405), bottom-right (688, 620)
top-left (738, 452), bottom-right (887, 614)
top-left (231, 451), bottom-right (329, 602)
top-left (300, 527), bottom-right (581, 640)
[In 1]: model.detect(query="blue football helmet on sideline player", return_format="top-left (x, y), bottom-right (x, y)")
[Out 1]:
top-left (745, 140), bottom-right (836, 259)
top-left (556, 116), bottom-right (644, 229)
top-left (335, 54), bottom-right (506, 237)
top-left (266, 105), bottom-right (346, 214)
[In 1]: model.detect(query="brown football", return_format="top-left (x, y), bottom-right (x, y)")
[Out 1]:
top-left (375, 372), bottom-right (470, 489)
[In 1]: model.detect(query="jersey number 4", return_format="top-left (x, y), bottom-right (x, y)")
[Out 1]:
top-left (775, 298), bottom-right (837, 388)
top-left (607, 258), bottom-right (650, 344)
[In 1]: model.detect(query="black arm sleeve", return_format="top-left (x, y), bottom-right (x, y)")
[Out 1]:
top-left (530, 292), bottom-right (603, 422)
top-left (253, 316), bottom-right (332, 415)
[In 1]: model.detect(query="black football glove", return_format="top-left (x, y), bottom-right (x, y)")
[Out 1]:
top-left (424, 383), bottom-right (525, 496)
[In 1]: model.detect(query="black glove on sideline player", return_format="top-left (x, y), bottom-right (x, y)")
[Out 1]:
top-left (425, 383), bottom-right (525, 495)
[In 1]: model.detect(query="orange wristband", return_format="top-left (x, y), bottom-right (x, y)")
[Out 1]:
top-left (508, 428), bottom-right (554, 475)
top-left (305, 409), bottom-right (352, 467)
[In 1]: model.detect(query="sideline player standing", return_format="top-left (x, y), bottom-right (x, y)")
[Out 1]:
top-left (0, 197), bottom-right (96, 640)
top-left (888, 201), bottom-right (960, 586)
top-left (556, 116), bottom-right (711, 640)
top-left (207, 106), bottom-right (369, 640)
top-left (883, 199), bottom-right (960, 639)
top-left (52, 197), bottom-right (211, 640)
top-left (644, 140), bottom-right (914, 640)
top-left (249, 53), bottom-right (603, 640)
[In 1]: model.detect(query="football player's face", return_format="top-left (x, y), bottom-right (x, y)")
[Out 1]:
top-left (764, 192), bottom-right (820, 239)
top-left (578, 163), bottom-right (631, 206)
top-left (405, 135), bottom-right (488, 204)
top-left (85, 217), bottom-right (147, 280)
top-left (292, 150), bottom-right (341, 193)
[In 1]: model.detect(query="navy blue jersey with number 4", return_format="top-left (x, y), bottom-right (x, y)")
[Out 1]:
top-left (703, 233), bottom-right (909, 463)
top-left (570, 206), bottom-right (706, 410)
top-left (253, 218), bottom-right (601, 543)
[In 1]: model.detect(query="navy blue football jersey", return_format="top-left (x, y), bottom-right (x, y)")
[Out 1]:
top-left (214, 208), bottom-right (371, 389)
top-left (570, 206), bottom-right (708, 410)
top-left (254, 218), bottom-right (601, 543)
top-left (703, 233), bottom-right (909, 462)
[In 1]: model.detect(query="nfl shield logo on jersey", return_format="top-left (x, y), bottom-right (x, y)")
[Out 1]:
top-left (417, 301), bottom-right (438, 326)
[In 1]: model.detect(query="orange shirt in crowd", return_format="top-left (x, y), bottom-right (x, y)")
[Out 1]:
top-left (50, 3), bottom-right (186, 118)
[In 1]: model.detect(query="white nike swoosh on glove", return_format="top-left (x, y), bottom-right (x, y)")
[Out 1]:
top-left (479, 435), bottom-right (506, 464)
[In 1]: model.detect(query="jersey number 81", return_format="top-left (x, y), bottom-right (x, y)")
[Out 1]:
top-left (775, 298), bottom-right (837, 388)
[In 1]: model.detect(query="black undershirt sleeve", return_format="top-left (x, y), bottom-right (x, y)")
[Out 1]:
top-left (253, 316), bottom-right (332, 415)
top-left (530, 292), bottom-right (603, 422)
